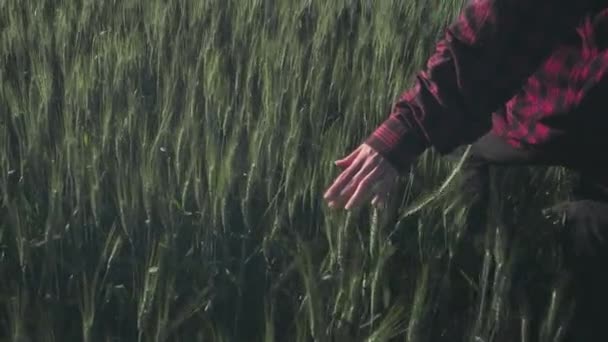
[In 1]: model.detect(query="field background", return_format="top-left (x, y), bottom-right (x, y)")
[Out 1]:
top-left (0, 0), bottom-right (578, 341)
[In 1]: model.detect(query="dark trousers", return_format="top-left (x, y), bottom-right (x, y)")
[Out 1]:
top-left (459, 132), bottom-right (608, 341)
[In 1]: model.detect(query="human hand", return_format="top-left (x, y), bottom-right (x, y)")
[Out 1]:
top-left (543, 200), bottom-right (608, 257)
top-left (323, 143), bottom-right (401, 211)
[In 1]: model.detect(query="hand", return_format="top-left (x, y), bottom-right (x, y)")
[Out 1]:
top-left (543, 200), bottom-right (608, 257)
top-left (323, 143), bottom-right (400, 211)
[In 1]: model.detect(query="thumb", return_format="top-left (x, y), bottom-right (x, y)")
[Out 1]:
top-left (543, 203), bottom-right (569, 225)
top-left (335, 146), bottom-right (362, 167)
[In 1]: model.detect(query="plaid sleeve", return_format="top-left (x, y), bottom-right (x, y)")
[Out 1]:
top-left (365, 0), bottom-right (593, 173)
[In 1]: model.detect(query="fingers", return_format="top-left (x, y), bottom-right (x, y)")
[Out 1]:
top-left (324, 156), bottom-right (364, 202)
top-left (335, 146), bottom-right (362, 168)
top-left (339, 159), bottom-right (378, 197)
top-left (542, 204), bottom-right (568, 226)
top-left (344, 165), bottom-right (382, 210)
top-left (371, 186), bottom-right (391, 209)
top-left (328, 159), bottom-right (378, 209)
top-left (325, 143), bottom-right (399, 211)
top-left (346, 165), bottom-right (395, 210)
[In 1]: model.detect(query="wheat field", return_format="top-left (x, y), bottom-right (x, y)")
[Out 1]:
top-left (0, 0), bottom-right (577, 341)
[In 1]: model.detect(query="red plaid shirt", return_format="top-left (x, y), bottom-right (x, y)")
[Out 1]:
top-left (365, 0), bottom-right (608, 173)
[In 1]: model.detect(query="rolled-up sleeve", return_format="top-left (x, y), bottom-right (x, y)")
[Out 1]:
top-left (364, 0), bottom-right (594, 173)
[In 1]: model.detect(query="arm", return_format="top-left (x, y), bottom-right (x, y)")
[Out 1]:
top-left (364, 0), bottom-right (595, 173)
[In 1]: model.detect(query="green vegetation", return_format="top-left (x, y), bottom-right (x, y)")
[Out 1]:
top-left (0, 0), bottom-right (577, 341)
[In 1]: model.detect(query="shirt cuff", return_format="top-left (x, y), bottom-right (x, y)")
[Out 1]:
top-left (363, 108), bottom-right (430, 174)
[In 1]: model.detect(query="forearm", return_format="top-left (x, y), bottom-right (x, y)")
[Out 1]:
top-left (366, 0), bottom-right (594, 173)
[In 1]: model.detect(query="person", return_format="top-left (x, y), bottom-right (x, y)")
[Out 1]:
top-left (323, 0), bottom-right (608, 340)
